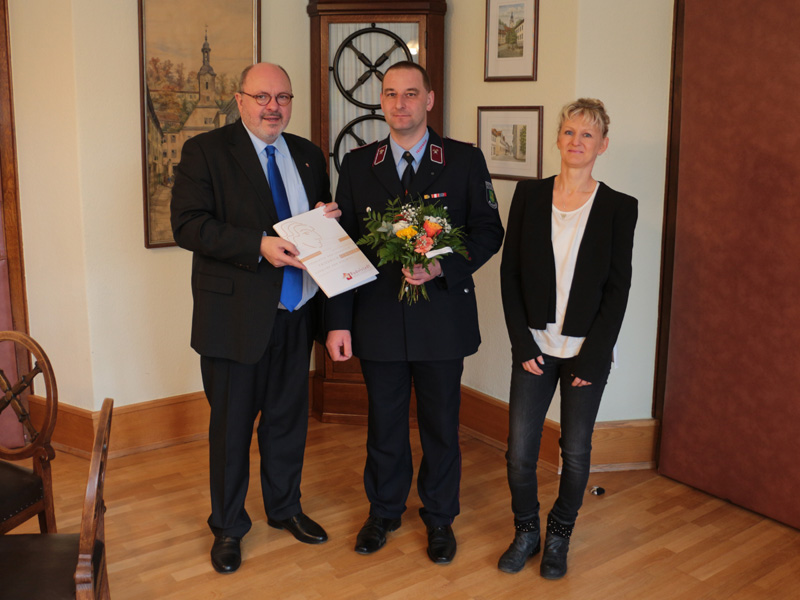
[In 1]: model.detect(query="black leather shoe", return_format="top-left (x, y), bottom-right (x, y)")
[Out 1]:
top-left (355, 515), bottom-right (402, 554)
top-left (540, 532), bottom-right (570, 580)
top-left (268, 512), bottom-right (328, 544)
top-left (498, 530), bottom-right (541, 573)
top-left (211, 535), bottom-right (241, 573)
top-left (426, 524), bottom-right (456, 564)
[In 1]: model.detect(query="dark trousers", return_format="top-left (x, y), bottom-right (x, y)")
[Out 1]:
top-left (201, 305), bottom-right (314, 538)
top-left (506, 354), bottom-right (611, 527)
top-left (359, 357), bottom-right (463, 528)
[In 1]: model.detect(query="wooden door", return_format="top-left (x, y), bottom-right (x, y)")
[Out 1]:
top-left (0, 0), bottom-right (30, 447)
top-left (657, 0), bottom-right (800, 529)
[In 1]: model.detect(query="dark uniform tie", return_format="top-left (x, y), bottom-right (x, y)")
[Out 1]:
top-left (266, 145), bottom-right (302, 311)
top-left (401, 151), bottom-right (415, 199)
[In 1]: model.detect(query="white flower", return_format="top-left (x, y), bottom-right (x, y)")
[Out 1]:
top-left (392, 220), bottom-right (410, 234)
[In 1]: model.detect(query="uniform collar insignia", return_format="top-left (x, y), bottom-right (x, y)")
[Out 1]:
top-left (430, 144), bottom-right (444, 165)
top-left (373, 144), bottom-right (388, 166)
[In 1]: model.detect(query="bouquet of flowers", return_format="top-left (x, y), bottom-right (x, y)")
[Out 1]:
top-left (357, 196), bottom-right (469, 304)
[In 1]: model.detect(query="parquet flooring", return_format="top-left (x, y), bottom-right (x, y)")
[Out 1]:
top-left (11, 419), bottom-right (800, 599)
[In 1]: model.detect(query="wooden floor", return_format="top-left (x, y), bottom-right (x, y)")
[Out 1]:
top-left (12, 419), bottom-right (800, 599)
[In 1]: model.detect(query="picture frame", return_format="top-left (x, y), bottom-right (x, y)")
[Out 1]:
top-left (138, 0), bottom-right (261, 248)
top-left (477, 106), bottom-right (543, 181)
top-left (484, 0), bottom-right (539, 81)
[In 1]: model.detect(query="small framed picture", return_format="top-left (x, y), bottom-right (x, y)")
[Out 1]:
top-left (478, 106), bottom-right (543, 180)
top-left (484, 0), bottom-right (539, 81)
top-left (138, 0), bottom-right (261, 248)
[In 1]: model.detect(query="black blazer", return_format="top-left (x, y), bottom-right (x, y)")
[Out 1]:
top-left (326, 128), bottom-right (504, 362)
top-left (500, 176), bottom-right (637, 382)
top-left (171, 120), bottom-right (330, 364)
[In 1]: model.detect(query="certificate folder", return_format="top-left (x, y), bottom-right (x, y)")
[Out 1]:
top-left (273, 206), bottom-right (378, 298)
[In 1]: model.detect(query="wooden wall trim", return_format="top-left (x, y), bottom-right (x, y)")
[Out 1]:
top-left (34, 383), bottom-right (657, 471)
top-left (30, 392), bottom-right (210, 459)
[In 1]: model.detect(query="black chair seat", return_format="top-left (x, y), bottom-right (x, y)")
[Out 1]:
top-left (0, 533), bottom-right (100, 599)
top-left (0, 460), bottom-right (43, 522)
top-left (0, 534), bottom-right (105, 599)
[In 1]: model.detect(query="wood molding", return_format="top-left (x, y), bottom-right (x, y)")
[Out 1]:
top-left (33, 382), bottom-right (657, 471)
top-left (460, 385), bottom-right (658, 472)
top-left (30, 392), bottom-right (210, 459)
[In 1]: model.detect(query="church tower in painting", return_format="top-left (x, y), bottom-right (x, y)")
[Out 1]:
top-left (196, 29), bottom-right (217, 107)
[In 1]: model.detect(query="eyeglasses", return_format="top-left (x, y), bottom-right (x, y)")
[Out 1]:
top-left (239, 91), bottom-right (294, 107)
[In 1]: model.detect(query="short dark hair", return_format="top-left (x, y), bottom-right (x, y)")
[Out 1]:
top-left (383, 61), bottom-right (431, 92)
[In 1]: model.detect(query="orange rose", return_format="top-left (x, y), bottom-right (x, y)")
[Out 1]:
top-left (423, 220), bottom-right (443, 238)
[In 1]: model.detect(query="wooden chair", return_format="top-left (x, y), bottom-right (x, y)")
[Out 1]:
top-left (0, 397), bottom-right (113, 599)
top-left (0, 330), bottom-right (58, 534)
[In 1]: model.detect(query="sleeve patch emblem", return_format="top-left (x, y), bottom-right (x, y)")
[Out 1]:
top-left (485, 181), bottom-right (498, 209)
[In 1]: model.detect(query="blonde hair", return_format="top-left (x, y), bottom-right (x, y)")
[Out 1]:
top-left (557, 98), bottom-right (610, 138)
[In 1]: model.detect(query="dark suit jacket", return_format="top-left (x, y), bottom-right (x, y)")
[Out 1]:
top-left (326, 128), bottom-right (504, 362)
top-left (171, 120), bottom-right (330, 364)
top-left (500, 176), bottom-right (638, 383)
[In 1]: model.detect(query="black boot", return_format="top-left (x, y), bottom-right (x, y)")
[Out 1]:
top-left (540, 515), bottom-right (573, 580)
top-left (497, 519), bottom-right (540, 573)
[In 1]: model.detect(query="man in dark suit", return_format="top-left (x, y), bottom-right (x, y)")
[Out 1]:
top-left (171, 62), bottom-right (337, 574)
top-left (326, 61), bottom-right (504, 564)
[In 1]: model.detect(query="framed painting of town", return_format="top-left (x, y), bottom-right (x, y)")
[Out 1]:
top-left (477, 106), bottom-right (543, 180)
top-left (484, 0), bottom-right (539, 81)
top-left (138, 0), bottom-right (261, 248)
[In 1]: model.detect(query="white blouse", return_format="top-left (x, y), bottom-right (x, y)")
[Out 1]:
top-left (530, 183), bottom-right (599, 358)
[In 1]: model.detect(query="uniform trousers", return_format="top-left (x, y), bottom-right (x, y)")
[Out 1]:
top-left (359, 357), bottom-right (464, 528)
top-left (201, 303), bottom-right (314, 538)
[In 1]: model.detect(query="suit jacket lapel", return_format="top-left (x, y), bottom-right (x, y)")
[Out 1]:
top-left (409, 128), bottom-right (444, 196)
top-left (573, 181), bottom-right (608, 276)
top-left (372, 137), bottom-right (404, 200)
top-left (228, 121), bottom-right (279, 223)
top-left (284, 134), bottom-right (314, 211)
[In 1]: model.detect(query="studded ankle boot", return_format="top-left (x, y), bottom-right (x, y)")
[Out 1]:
top-left (540, 515), bottom-right (573, 580)
top-left (497, 518), bottom-right (541, 573)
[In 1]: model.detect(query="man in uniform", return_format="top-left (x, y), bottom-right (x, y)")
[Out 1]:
top-left (326, 61), bottom-right (504, 564)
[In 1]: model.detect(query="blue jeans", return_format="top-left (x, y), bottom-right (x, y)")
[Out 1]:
top-left (506, 354), bottom-right (611, 527)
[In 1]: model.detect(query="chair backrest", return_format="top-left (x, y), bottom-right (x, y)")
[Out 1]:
top-left (0, 330), bottom-right (59, 534)
top-left (0, 330), bottom-right (58, 461)
top-left (74, 397), bottom-right (113, 599)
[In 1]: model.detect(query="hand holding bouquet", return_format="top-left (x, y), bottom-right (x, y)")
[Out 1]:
top-left (358, 196), bottom-right (469, 304)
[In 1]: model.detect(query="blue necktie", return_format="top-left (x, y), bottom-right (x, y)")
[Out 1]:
top-left (266, 145), bottom-right (302, 312)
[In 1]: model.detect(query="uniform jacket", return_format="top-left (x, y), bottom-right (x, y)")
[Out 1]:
top-left (500, 176), bottom-right (638, 383)
top-left (326, 128), bottom-right (504, 362)
top-left (171, 120), bottom-right (330, 364)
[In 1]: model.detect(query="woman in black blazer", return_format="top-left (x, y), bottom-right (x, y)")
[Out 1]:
top-left (498, 99), bottom-right (637, 580)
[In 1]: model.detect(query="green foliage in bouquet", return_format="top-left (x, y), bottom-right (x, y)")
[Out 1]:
top-left (357, 196), bottom-right (469, 304)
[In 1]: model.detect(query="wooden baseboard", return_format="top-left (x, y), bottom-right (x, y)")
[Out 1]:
top-left (31, 380), bottom-right (658, 471)
top-left (460, 386), bottom-right (658, 472)
top-left (30, 392), bottom-right (210, 459)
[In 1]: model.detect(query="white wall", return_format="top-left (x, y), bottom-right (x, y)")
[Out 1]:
top-left (8, 0), bottom-right (671, 420)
